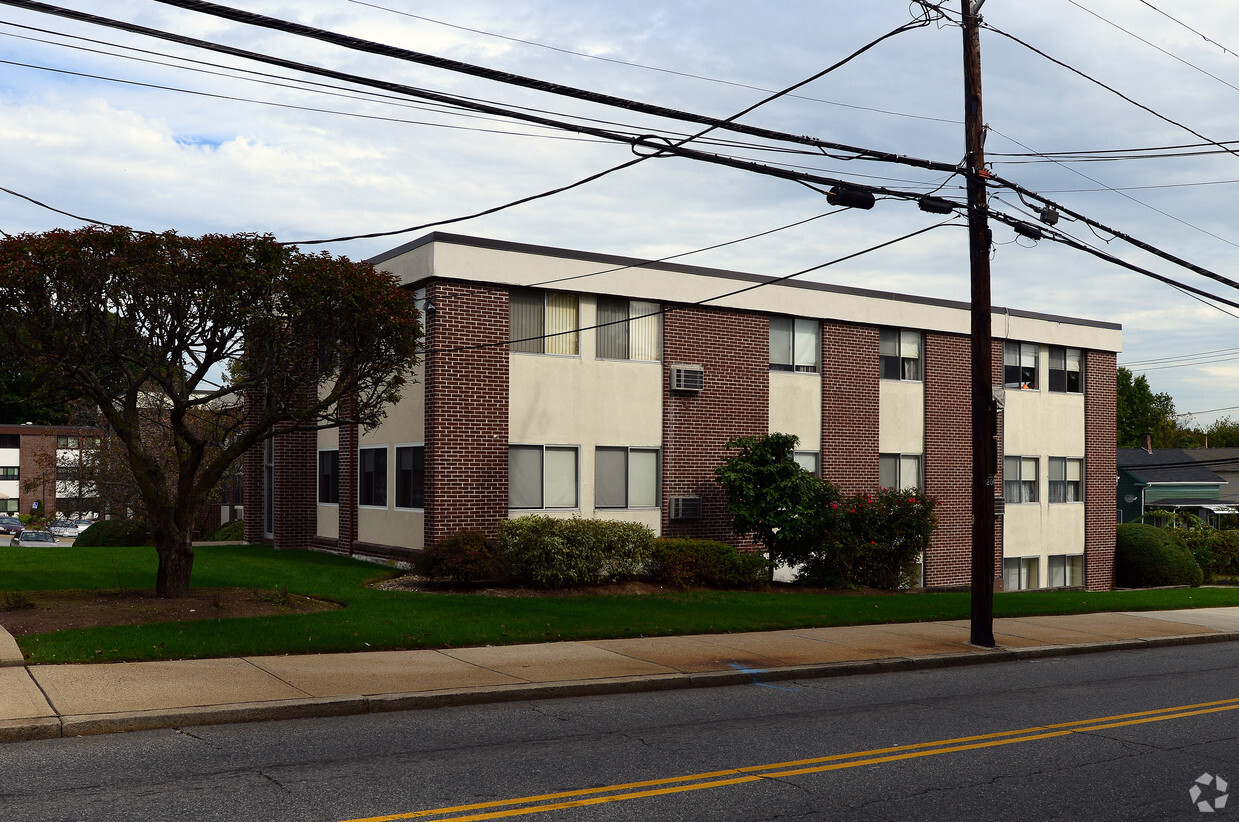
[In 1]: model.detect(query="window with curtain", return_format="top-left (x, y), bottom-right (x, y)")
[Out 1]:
top-left (793, 451), bottom-right (819, 476)
top-left (596, 297), bottom-right (661, 361)
top-left (1003, 341), bottom-right (1039, 389)
top-left (395, 445), bottom-right (425, 509)
top-left (595, 447), bottom-right (659, 508)
top-left (510, 289), bottom-right (579, 355)
top-left (1003, 556), bottom-right (1040, 590)
top-left (879, 328), bottom-right (923, 381)
top-left (769, 316), bottom-right (819, 372)
top-left (1048, 457), bottom-right (1083, 502)
top-left (1003, 455), bottom-right (1038, 503)
top-left (879, 453), bottom-right (922, 490)
top-left (509, 445), bottom-right (578, 509)
top-left (1048, 347), bottom-right (1083, 393)
top-left (1048, 554), bottom-right (1083, 587)
top-left (358, 446), bottom-right (387, 507)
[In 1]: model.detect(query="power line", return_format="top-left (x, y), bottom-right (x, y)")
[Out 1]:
top-left (1136, 1), bottom-right (1239, 61)
top-left (1124, 347), bottom-right (1239, 367)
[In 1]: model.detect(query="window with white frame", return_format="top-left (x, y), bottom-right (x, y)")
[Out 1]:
top-left (596, 297), bottom-right (661, 361)
top-left (1003, 556), bottom-right (1040, 591)
top-left (510, 288), bottom-right (579, 355)
top-left (317, 450), bottom-right (338, 504)
top-left (509, 445), bottom-right (578, 509)
top-left (1048, 346), bottom-right (1083, 393)
top-left (395, 445), bottom-right (425, 509)
top-left (879, 328), bottom-right (923, 381)
top-left (358, 446), bottom-right (387, 507)
top-left (1003, 456), bottom-right (1038, 503)
top-left (769, 316), bottom-right (820, 372)
top-left (1048, 554), bottom-right (1083, 587)
top-left (880, 453), bottom-right (922, 490)
top-left (793, 451), bottom-right (819, 476)
top-left (1003, 341), bottom-right (1039, 390)
top-left (594, 447), bottom-right (659, 508)
top-left (1048, 457), bottom-right (1083, 503)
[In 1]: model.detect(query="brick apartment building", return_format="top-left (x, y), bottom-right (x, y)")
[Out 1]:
top-left (245, 233), bottom-right (1122, 591)
top-left (0, 423), bottom-right (100, 518)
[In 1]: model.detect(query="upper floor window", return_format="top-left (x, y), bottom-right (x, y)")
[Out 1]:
top-left (770, 316), bottom-right (819, 372)
top-left (0, 434), bottom-right (18, 449)
top-left (510, 288), bottom-right (579, 355)
top-left (596, 297), bottom-right (661, 361)
top-left (880, 453), bottom-right (922, 490)
top-left (1003, 342), bottom-right (1039, 390)
top-left (1048, 347), bottom-right (1083, 393)
top-left (880, 329), bottom-right (923, 381)
top-left (1003, 455), bottom-right (1038, 503)
top-left (56, 435), bottom-right (78, 449)
top-left (318, 450), bottom-right (339, 504)
top-left (0, 466), bottom-right (19, 480)
top-left (1048, 457), bottom-right (1083, 502)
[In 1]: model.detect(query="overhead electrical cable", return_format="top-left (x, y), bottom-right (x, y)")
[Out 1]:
top-left (0, 184), bottom-right (118, 227)
top-left (1123, 346), bottom-right (1239, 367)
top-left (346, 0), bottom-right (963, 126)
top-left (1136, 1), bottom-right (1239, 60)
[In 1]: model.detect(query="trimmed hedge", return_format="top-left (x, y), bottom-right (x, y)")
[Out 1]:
top-left (648, 538), bottom-right (771, 589)
top-left (413, 530), bottom-right (503, 583)
top-left (1115, 523), bottom-right (1203, 588)
top-left (72, 518), bottom-right (149, 548)
top-left (203, 519), bottom-right (244, 542)
top-left (499, 516), bottom-right (654, 588)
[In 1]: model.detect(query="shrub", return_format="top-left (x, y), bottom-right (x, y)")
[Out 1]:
top-left (500, 516), bottom-right (655, 588)
top-left (204, 519), bottom-right (244, 542)
top-left (648, 538), bottom-right (771, 589)
top-left (73, 518), bottom-right (149, 548)
top-left (413, 530), bottom-right (503, 583)
top-left (798, 488), bottom-right (937, 589)
top-left (1115, 523), bottom-right (1203, 588)
top-left (1182, 528), bottom-right (1239, 582)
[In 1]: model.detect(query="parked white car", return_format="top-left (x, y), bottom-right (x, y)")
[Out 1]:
top-left (47, 519), bottom-right (85, 537)
top-left (10, 530), bottom-right (57, 547)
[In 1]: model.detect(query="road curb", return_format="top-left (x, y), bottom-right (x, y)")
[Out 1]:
top-left (5, 630), bottom-right (1236, 744)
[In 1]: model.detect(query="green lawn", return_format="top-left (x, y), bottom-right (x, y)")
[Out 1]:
top-left (4, 544), bottom-right (1238, 665)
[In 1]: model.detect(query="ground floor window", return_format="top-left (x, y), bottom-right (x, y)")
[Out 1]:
top-left (318, 449), bottom-right (339, 504)
top-left (1048, 554), bottom-right (1083, 587)
top-left (595, 447), bottom-right (659, 508)
top-left (880, 453), bottom-right (922, 490)
top-left (395, 445), bottom-right (425, 509)
top-left (1003, 556), bottom-right (1040, 591)
top-left (359, 446), bottom-right (388, 508)
top-left (509, 445), bottom-right (578, 509)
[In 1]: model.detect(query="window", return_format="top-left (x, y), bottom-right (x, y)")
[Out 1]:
top-left (318, 450), bottom-right (339, 504)
top-left (879, 328), bottom-right (923, 381)
top-left (1003, 557), bottom-right (1040, 591)
top-left (1048, 457), bottom-right (1083, 503)
top-left (596, 297), bottom-right (661, 361)
top-left (595, 447), bottom-right (659, 508)
top-left (793, 451), bottom-right (819, 476)
top-left (0, 466), bottom-right (17, 480)
top-left (56, 435), bottom-right (79, 449)
top-left (358, 446), bottom-right (388, 507)
top-left (1003, 456), bottom-right (1038, 503)
top-left (0, 434), bottom-right (18, 449)
top-left (395, 445), bottom-right (425, 509)
top-left (0, 499), bottom-right (17, 513)
top-left (510, 289), bottom-right (579, 355)
top-left (509, 445), bottom-right (578, 509)
top-left (880, 453), bottom-right (922, 490)
top-left (1048, 347), bottom-right (1083, 393)
top-left (770, 316), bottom-right (820, 372)
top-left (1003, 342), bottom-right (1039, 390)
top-left (55, 465), bottom-right (77, 481)
top-left (1048, 554), bottom-right (1083, 587)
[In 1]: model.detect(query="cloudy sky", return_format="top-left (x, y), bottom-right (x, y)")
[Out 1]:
top-left (3, 0), bottom-right (1239, 427)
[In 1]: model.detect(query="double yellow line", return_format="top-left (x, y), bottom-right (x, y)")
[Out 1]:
top-left (344, 696), bottom-right (1239, 822)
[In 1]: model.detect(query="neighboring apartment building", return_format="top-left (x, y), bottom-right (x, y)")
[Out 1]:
top-left (0, 423), bottom-right (100, 517)
top-left (245, 233), bottom-right (1122, 591)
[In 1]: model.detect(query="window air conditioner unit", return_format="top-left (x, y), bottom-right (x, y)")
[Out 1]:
top-left (670, 495), bottom-right (702, 520)
top-left (671, 365), bottom-right (704, 392)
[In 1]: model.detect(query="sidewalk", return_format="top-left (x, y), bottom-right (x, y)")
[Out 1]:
top-left (3, 608), bottom-right (1239, 743)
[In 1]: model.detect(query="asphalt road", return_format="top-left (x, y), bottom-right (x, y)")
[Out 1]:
top-left (2, 641), bottom-right (1238, 821)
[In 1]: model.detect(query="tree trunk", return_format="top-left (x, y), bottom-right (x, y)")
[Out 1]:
top-left (153, 528), bottom-right (195, 599)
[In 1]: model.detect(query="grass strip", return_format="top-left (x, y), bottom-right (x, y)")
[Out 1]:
top-left (4, 544), bottom-right (1239, 664)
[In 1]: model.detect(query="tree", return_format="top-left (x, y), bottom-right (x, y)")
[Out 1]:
top-left (0, 315), bottom-right (77, 424)
top-left (0, 226), bottom-right (421, 597)
top-left (1116, 367), bottom-right (1185, 449)
top-left (1202, 416), bottom-right (1239, 449)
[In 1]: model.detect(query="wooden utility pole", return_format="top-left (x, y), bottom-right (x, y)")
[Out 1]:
top-left (963, 0), bottom-right (996, 646)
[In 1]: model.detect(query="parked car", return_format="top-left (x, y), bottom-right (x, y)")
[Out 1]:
top-left (10, 530), bottom-right (58, 547)
top-left (47, 519), bottom-right (84, 538)
top-left (73, 519), bottom-right (95, 533)
top-left (0, 517), bottom-right (21, 536)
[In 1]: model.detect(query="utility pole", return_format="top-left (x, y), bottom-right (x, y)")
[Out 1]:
top-left (963, 0), bottom-right (996, 647)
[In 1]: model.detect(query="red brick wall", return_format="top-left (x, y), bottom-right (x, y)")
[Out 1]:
top-left (241, 386), bottom-right (266, 544)
top-left (424, 281), bottom-right (510, 546)
top-left (15, 429), bottom-right (56, 516)
top-left (662, 306), bottom-right (768, 540)
top-left (271, 423), bottom-right (316, 550)
top-left (337, 397), bottom-right (358, 554)
top-left (821, 322), bottom-right (879, 493)
top-left (1085, 350), bottom-right (1117, 590)
top-left (923, 332), bottom-right (972, 587)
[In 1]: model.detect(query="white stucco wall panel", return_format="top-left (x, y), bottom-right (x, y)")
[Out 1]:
top-left (879, 380), bottom-right (925, 455)
top-left (316, 504), bottom-right (338, 539)
top-left (359, 509), bottom-right (424, 551)
top-left (769, 371), bottom-right (822, 450)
